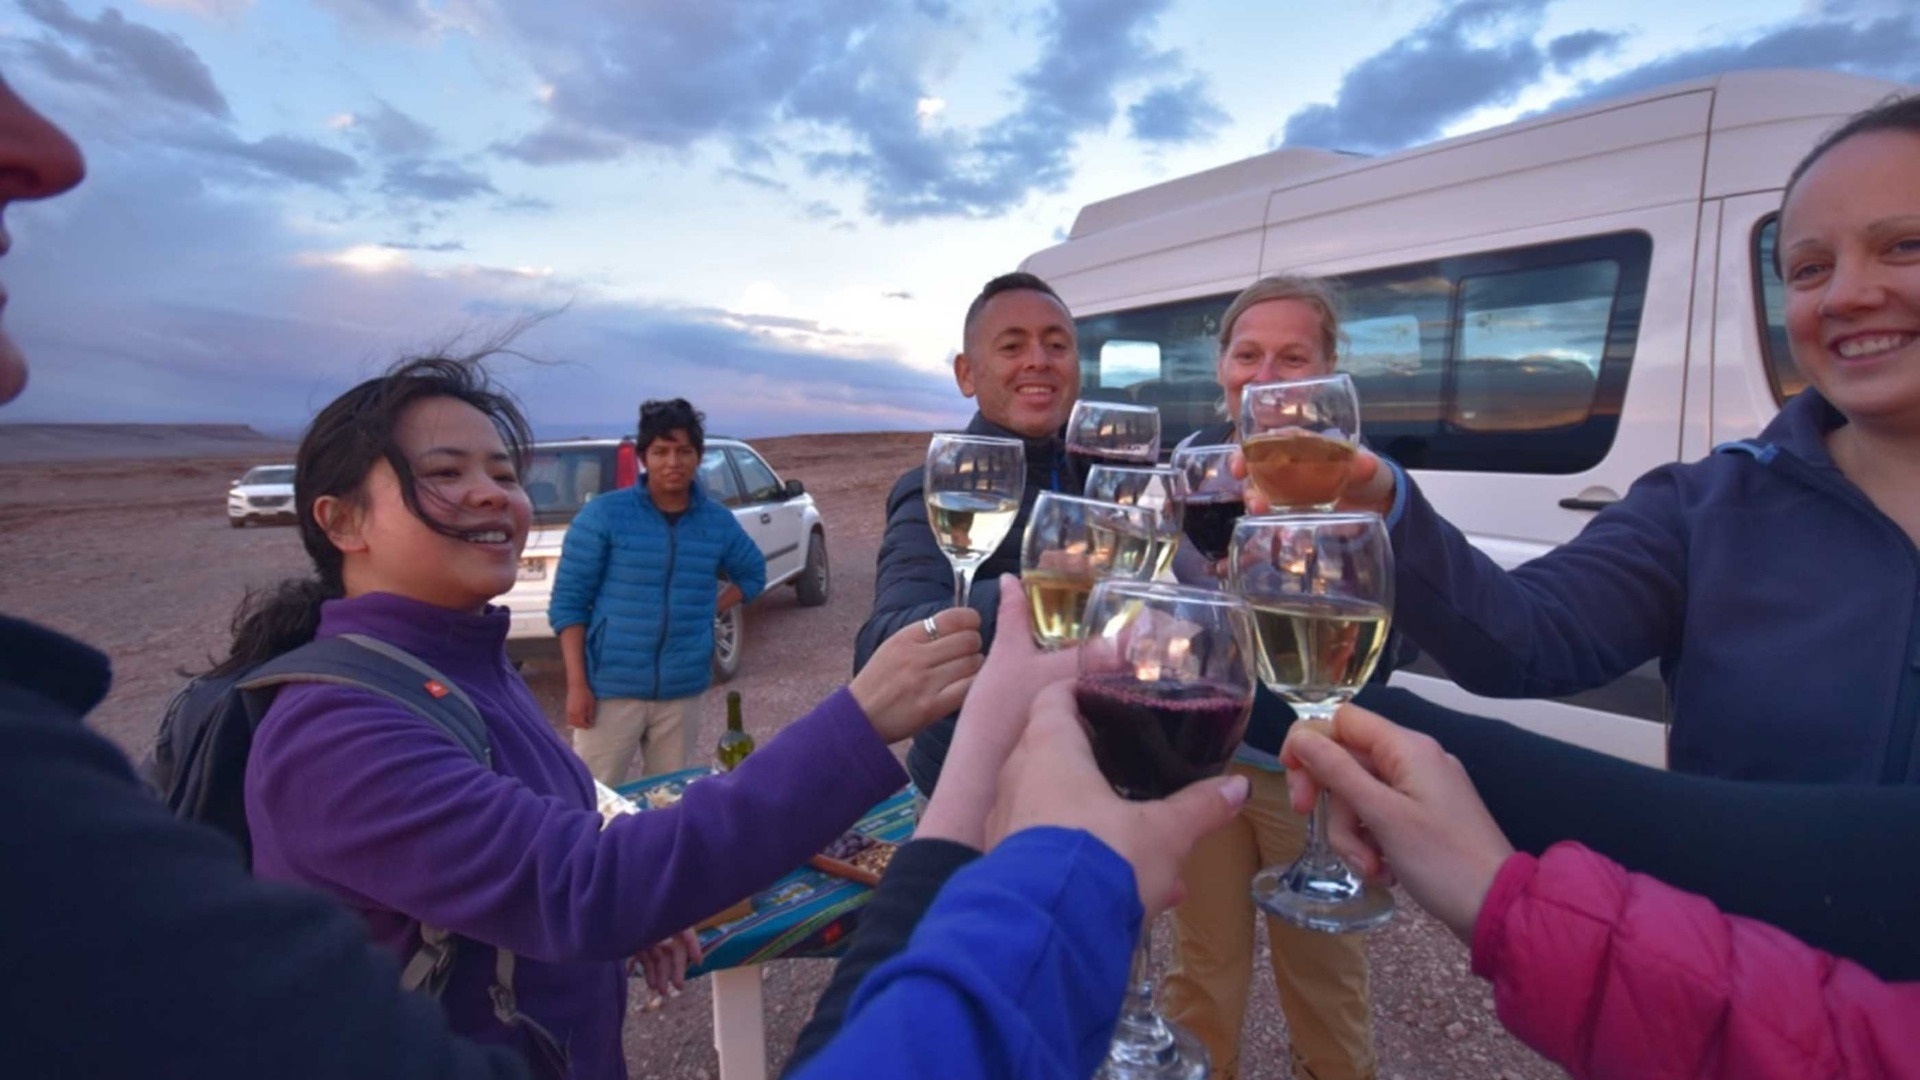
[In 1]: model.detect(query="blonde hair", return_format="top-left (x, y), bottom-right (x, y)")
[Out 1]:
top-left (1216, 274), bottom-right (1344, 363)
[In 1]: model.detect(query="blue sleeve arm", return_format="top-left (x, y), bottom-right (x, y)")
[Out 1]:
top-left (547, 504), bottom-right (609, 633)
top-left (787, 827), bottom-right (1141, 1080)
top-left (1389, 465), bottom-right (1689, 698)
top-left (722, 515), bottom-right (767, 602)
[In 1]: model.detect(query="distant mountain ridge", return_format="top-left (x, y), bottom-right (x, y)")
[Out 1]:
top-left (0, 423), bottom-right (297, 464)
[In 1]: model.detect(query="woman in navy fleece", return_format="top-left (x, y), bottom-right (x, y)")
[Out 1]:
top-left (1280, 93), bottom-right (1920, 788)
top-left (226, 360), bottom-right (984, 1080)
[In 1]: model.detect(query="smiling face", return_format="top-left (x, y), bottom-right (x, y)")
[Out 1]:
top-left (321, 396), bottom-right (532, 613)
top-left (954, 288), bottom-right (1080, 439)
top-left (1779, 129), bottom-right (1920, 430)
top-left (0, 76), bottom-right (88, 406)
top-left (1217, 298), bottom-right (1337, 424)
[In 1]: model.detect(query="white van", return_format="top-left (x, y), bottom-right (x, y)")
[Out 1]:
top-left (1021, 68), bottom-right (1912, 766)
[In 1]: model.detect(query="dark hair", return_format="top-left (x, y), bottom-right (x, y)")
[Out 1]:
top-left (211, 354), bottom-right (533, 676)
top-left (1782, 92), bottom-right (1920, 215)
top-left (961, 271), bottom-right (1067, 348)
top-left (638, 397), bottom-right (705, 456)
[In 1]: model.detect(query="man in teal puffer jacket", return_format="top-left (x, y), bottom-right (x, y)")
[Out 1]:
top-left (550, 399), bottom-right (767, 783)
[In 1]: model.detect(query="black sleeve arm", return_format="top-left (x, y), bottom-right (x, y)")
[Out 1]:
top-left (0, 698), bottom-right (531, 1080)
top-left (782, 838), bottom-right (982, 1075)
top-left (1355, 685), bottom-right (1920, 980)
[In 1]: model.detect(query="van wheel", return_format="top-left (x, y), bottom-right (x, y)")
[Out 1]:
top-left (795, 530), bottom-right (830, 607)
top-left (711, 604), bottom-right (743, 683)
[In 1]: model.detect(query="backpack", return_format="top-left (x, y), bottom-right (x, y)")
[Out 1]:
top-left (146, 634), bottom-right (568, 1075)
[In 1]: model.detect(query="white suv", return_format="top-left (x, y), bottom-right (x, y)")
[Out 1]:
top-left (227, 464), bottom-right (296, 528)
top-left (500, 436), bottom-right (830, 680)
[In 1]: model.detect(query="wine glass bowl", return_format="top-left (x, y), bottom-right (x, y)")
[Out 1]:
top-left (1075, 580), bottom-right (1256, 1080)
top-left (1020, 492), bottom-right (1160, 651)
top-left (1236, 374), bottom-right (1361, 512)
top-left (1169, 443), bottom-right (1244, 563)
top-left (923, 433), bottom-right (1026, 606)
top-left (1228, 511), bottom-right (1395, 934)
top-left (1083, 463), bottom-right (1187, 579)
top-left (1067, 400), bottom-right (1162, 476)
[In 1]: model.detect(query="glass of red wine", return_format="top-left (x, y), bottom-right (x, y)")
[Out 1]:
top-left (1066, 400), bottom-right (1161, 484)
top-left (1076, 579), bottom-right (1257, 1080)
top-left (1170, 443), bottom-right (1244, 564)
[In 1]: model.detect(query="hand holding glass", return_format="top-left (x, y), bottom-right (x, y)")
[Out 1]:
top-left (1237, 374), bottom-right (1361, 511)
top-left (924, 434), bottom-right (1025, 606)
top-left (1228, 512), bottom-right (1396, 933)
top-left (1076, 580), bottom-right (1257, 1080)
top-left (1084, 463), bottom-right (1187, 579)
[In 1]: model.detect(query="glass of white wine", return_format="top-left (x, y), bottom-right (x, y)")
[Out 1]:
top-left (1019, 491), bottom-right (1158, 650)
top-left (1237, 374), bottom-right (1361, 511)
top-left (1227, 511), bottom-right (1396, 933)
top-left (924, 433), bottom-right (1026, 607)
top-left (1083, 464), bottom-right (1187, 580)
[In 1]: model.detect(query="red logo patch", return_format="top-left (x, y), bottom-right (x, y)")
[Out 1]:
top-left (424, 681), bottom-right (450, 699)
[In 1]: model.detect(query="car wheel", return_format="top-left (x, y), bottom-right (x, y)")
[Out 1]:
top-left (711, 603), bottom-right (743, 683)
top-left (230, 517), bottom-right (246, 529)
top-left (795, 530), bottom-right (830, 607)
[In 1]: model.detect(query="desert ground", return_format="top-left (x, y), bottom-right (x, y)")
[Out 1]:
top-left (0, 427), bottom-right (1562, 1080)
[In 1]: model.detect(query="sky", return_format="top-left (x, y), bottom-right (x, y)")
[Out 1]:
top-left (1, 0), bottom-right (1915, 439)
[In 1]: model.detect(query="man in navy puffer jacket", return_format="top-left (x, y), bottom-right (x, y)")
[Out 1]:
top-left (550, 398), bottom-right (766, 783)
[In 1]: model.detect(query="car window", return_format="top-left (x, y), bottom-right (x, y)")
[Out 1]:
top-left (730, 447), bottom-right (784, 504)
top-left (700, 448), bottom-right (744, 506)
top-left (523, 446), bottom-right (612, 520)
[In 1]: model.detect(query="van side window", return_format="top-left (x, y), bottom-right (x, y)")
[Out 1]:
top-left (699, 449), bottom-right (744, 507)
top-left (1076, 298), bottom-right (1231, 444)
top-left (1752, 217), bottom-right (1807, 402)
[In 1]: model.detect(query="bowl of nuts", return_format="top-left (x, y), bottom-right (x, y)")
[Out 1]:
top-left (810, 830), bottom-right (897, 887)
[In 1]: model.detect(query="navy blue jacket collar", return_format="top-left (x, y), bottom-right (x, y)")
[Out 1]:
top-left (1717, 389), bottom-right (1847, 471)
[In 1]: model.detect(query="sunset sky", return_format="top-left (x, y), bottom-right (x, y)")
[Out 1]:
top-left (3, 0), bottom-right (1915, 438)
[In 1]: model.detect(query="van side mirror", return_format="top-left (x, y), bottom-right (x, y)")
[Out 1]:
top-left (783, 478), bottom-right (806, 499)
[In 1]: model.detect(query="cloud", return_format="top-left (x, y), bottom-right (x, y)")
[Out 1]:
top-left (188, 131), bottom-right (363, 188)
top-left (1547, 29), bottom-right (1622, 71)
top-left (138, 0), bottom-right (254, 15)
top-left (1552, 12), bottom-right (1920, 108)
top-left (489, 0), bottom-right (1202, 220)
top-left (1280, 0), bottom-right (1551, 154)
top-left (343, 99), bottom-right (440, 157)
top-left (1128, 77), bottom-right (1229, 144)
top-left (491, 121), bottom-right (629, 165)
top-left (384, 239), bottom-right (468, 253)
top-left (380, 158), bottom-right (498, 202)
top-left (721, 167), bottom-right (787, 192)
top-left (310, 0), bottom-right (443, 38)
top-left (18, 0), bottom-right (232, 119)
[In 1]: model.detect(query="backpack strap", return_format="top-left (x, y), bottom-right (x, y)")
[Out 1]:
top-left (235, 635), bottom-right (490, 767)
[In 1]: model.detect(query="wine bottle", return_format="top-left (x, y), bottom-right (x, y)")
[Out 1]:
top-left (716, 690), bottom-right (755, 771)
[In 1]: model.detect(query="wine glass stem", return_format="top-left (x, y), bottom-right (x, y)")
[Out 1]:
top-left (1306, 789), bottom-right (1334, 858)
top-left (1110, 923), bottom-right (1176, 1062)
top-left (954, 563), bottom-right (977, 608)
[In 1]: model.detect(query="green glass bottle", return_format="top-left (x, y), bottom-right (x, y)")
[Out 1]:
top-left (716, 690), bottom-right (755, 771)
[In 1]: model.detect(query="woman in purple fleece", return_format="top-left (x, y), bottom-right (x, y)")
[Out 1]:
top-left (221, 358), bottom-right (984, 1080)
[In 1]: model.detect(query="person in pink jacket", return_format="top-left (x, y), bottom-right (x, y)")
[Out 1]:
top-left (1280, 705), bottom-right (1919, 1078)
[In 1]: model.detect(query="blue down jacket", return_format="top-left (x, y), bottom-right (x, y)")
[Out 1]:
top-left (548, 482), bottom-right (765, 700)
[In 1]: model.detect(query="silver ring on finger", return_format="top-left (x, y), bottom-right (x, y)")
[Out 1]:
top-left (921, 615), bottom-right (940, 641)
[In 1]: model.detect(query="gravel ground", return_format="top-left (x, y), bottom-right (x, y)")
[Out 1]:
top-left (0, 431), bottom-right (1563, 1080)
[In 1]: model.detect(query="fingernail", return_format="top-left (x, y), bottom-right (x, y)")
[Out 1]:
top-left (1219, 774), bottom-right (1249, 806)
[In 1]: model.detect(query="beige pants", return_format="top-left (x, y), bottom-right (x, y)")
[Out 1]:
top-left (571, 695), bottom-right (699, 785)
top-left (1163, 763), bottom-right (1377, 1080)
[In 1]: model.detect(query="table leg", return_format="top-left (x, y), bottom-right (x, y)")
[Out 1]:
top-left (711, 965), bottom-right (767, 1080)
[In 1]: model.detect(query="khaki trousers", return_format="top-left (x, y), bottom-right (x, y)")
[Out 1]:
top-left (571, 695), bottom-right (699, 785)
top-left (1164, 763), bottom-right (1377, 1080)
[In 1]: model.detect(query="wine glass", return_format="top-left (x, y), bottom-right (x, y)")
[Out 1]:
top-left (1084, 463), bottom-right (1187, 580)
top-left (1236, 373), bottom-right (1361, 511)
top-left (1228, 512), bottom-right (1395, 933)
top-left (1019, 491), bottom-right (1159, 650)
top-left (924, 433), bottom-right (1025, 606)
top-left (1066, 400), bottom-right (1161, 482)
top-left (1168, 443), bottom-right (1243, 563)
top-left (1077, 580), bottom-right (1257, 1080)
